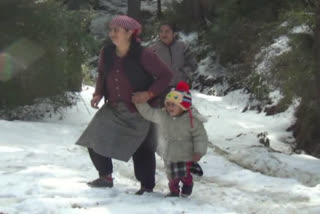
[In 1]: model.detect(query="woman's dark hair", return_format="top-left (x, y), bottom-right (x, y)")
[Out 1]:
top-left (127, 39), bottom-right (143, 59)
top-left (103, 38), bottom-right (143, 60)
top-left (159, 22), bottom-right (177, 32)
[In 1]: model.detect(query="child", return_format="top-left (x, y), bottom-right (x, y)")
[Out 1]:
top-left (133, 81), bottom-right (208, 197)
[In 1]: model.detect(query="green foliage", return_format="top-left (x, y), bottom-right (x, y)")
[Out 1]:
top-left (270, 34), bottom-right (315, 108)
top-left (158, 0), bottom-right (320, 156)
top-left (206, 18), bottom-right (264, 65)
top-left (247, 73), bottom-right (271, 101)
top-left (204, 0), bottom-right (294, 65)
top-left (81, 63), bottom-right (96, 86)
top-left (149, 0), bottom-right (293, 65)
top-left (200, 0), bottom-right (314, 67)
top-left (0, 0), bottom-right (97, 109)
top-left (280, 1), bottom-right (315, 29)
top-left (139, 17), bottom-right (160, 42)
top-left (294, 98), bottom-right (320, 157)
top-left (216, 0), bottom-right (285, 22)
top-left (269, 32), bottom-right (320, 155)
top-left (160, 1), bottom-right (201, 32)
top-left (202, 0), bottom-right (317, 107)
top-left (0, 92), bottom-right (80, 121)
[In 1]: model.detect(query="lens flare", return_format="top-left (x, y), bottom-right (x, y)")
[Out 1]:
top-left (0, 38), bottom-right (45, 82)
top-left (0, 53), bottom-right (15, 81)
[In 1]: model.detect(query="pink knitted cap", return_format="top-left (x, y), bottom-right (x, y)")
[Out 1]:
top-left (109, 15), bottom-right (142, 39)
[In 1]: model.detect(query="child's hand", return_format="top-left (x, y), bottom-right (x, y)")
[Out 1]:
top-left (192, 153), bottom-right (202, 162)
top-left (132, 91), bottom-right (153, 104)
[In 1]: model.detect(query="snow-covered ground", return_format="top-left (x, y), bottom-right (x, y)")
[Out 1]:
top-left (1, 86), bottom-right (320, 214)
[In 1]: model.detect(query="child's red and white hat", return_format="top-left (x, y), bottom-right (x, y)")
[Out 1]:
top-left (165, 81), bottom-right (192, 110)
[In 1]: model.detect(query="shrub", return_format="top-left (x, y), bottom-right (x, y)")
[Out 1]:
top-left (0, 0), bottom-right (96, 110)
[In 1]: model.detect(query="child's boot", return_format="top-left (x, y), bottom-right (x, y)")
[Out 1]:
top-left (165, 191), bottom-right (180, 197)
top-left (190, 162), bottom-right (203, 176)
top-left (181, 182), bottom-right (193, 197)
top-left (167, 178), bottom-right (180, 197)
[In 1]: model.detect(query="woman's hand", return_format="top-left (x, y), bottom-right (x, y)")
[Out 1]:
top-left (132, 91), bottom-right (153, 104)
top-left (91, 95), bottom-right (102, 109)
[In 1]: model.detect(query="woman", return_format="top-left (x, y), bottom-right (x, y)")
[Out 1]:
top-left (76, 15), bottom-right (172, 195)
top-left (151, 22), bottom-right (204, 177)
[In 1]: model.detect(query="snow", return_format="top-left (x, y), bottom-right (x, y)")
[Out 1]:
top-left (255, 36), bottom-right (291, 76)
top-left (290, 25), bottom-right (312, 35)
top-left (2, 1), bottom-right (320, 211)
top-left (1, 86), bottom-right (320, 214)
top-left (180, 32), bottom-right (198, 45)
top-left (267, 90), bottom-right (284, 106)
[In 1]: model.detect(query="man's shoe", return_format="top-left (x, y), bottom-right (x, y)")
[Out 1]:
top-left (135, 186), bottom-right (153, 195)
top-left (87, 176), bottom-right (113, 188)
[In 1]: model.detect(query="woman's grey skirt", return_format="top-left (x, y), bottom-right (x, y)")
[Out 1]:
top-left (76, 102), bottom-right (151, 162)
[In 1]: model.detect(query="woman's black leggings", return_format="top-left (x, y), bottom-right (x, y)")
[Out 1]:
top-left (88, 134), bottom-right (156, 189)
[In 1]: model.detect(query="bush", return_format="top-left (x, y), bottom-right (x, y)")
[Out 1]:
top-left (0, 92), bottom-right (80, 121)
top-left (0, 0), bottom-right (96, 109)
top-left (270, 34), bottom-right (315, 108)
top-left (203, 0), bottom-right (292, 65)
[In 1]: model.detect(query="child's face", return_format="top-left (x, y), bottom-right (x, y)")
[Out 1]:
top-left (165, 102), bottom-right (184, 117)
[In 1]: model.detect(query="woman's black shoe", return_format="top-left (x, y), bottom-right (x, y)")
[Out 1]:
top-left (135, 186), bottom-right (153, 195)
top-left (87, 176), bottom-right (113, 188)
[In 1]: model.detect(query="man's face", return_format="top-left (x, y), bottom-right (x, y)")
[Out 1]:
top-left (159, 25), bottom-right (175, 46)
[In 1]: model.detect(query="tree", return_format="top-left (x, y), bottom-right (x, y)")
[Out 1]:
top-left (57, 0), bottom-right (93, 10)
top-left (309, 0), bottom-right (320, 153)
top-left (183, 0), bottom-right (209, 27)
top-left (304, 0), bottom-right (320, 113)
top-left (127, 0), bottom-right (141, 21)
top-left (0, 0), bottom-right (91, 108)
top-left (313, 2), bottom-right (320, 96)
top-left (157, 0), bottom-right (162, 18)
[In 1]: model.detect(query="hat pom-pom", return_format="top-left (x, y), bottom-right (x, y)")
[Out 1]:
top-left (176, 81), bottom-right (190, 92)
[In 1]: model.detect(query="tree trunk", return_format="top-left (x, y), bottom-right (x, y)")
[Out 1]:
top-left (184, 0), bottom-right (208, 27)
top-left (89, 0), bottom-right (99, 9)
top-left (314, 9), bottom-right (320, 156)
top-left (302, 1), bottom-right (320, 157)
top-left (314, 3), bottom-right (320, 104)
top-left (65, 0), bottom-right (80, 10)
top-left (186, 0), bottom-right (200, 20)
top-left (157, 0), bottom-right (162, 18)
top-left (59, 0), bottom-right (89, 10)
top-left (127, 0), bottom-right (141, 21)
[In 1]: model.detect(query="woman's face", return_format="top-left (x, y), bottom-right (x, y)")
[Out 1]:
top-left (159, 25), bottom-right (175, 46)
top-left (109, 25), bottom-right (133, 46)
top-left (165, 102), bottom-right (184, 117)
